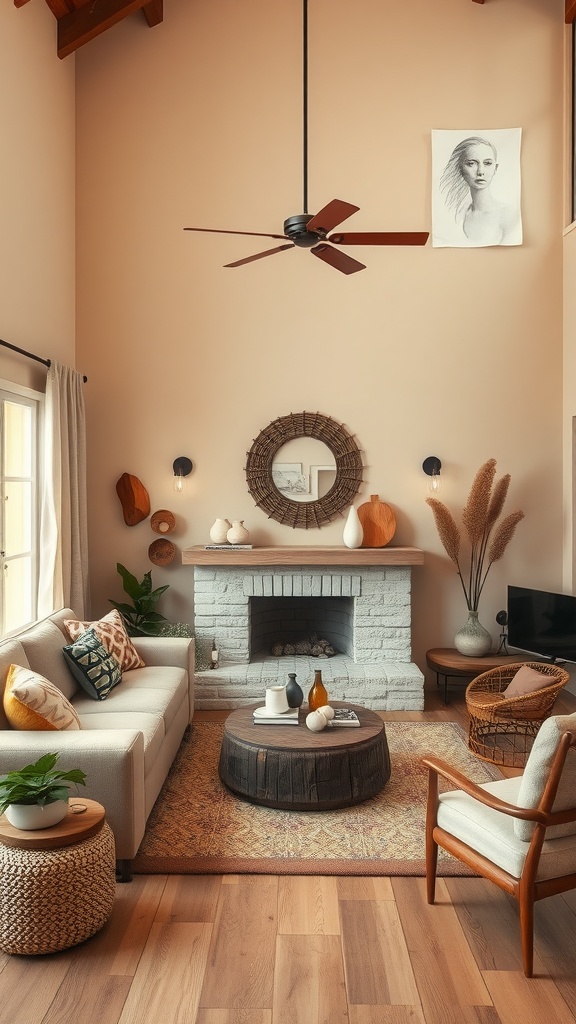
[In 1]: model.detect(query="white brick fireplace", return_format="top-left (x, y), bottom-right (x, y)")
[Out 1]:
top-left (182, 546), bottom-right (425, 711)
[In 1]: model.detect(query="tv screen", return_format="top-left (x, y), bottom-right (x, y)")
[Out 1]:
top-left (507, 586), bottom-right (576, 663)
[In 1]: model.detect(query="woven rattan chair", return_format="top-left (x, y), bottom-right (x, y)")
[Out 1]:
top-left (423, 712), bottom-right (576, 977)
top-left (466, 662), bottom-right (570, 768)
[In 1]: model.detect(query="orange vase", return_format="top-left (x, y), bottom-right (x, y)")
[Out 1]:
top-left (308, 669), bottom-right (328, 711)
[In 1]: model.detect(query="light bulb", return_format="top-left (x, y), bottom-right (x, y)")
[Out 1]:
top-left (428, 470), bottom-right (442, 494)
top-left (173, 472), bottom-right (184, 494)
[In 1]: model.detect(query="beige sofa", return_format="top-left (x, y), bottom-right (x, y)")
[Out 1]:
top-left (0, 608), bottom-right (194, 880)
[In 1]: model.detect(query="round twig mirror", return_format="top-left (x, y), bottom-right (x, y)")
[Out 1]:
top-left (245, 411), bottom-right (364, 529)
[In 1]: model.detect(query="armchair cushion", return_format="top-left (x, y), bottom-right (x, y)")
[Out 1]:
top-left (437, 775), bottom-right (576, 880)
top-left (502, 665), bottom-right (550, 698)
top-left (514, 712), bottom-right (576, 840)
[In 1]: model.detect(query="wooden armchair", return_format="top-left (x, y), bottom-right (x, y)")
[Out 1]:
top-left (423, 712), bottom-right (576, 977)
top-left (465, 661), bottom-right (569, 767)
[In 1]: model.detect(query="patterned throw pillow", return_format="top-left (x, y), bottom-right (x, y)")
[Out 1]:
top-left (64, 609), bottom-right (144, 671)
top-left (62, 629), bottom-right (122, 701)
top-left (4, 664), bottom-right (81, 730)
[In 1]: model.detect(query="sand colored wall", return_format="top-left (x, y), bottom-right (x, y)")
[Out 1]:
top-left (0, 2), bottom-right (76, 392)
top-left (76, 0), bottom-right (565, 676)
top-left (564, 222), bottom-right (576, 589)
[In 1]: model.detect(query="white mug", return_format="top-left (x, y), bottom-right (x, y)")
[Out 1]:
top-left (265, 685), bottom-right (289, 715)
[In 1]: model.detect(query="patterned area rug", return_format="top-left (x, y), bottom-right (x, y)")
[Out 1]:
top-left (132, 720), bottom-right (501, 876)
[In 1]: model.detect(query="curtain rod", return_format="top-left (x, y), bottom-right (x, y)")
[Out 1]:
top-left (0, 338), bottom-right (88, 382)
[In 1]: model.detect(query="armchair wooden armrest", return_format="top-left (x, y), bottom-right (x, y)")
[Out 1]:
top-left (421, 755), bottom-right (548, 823)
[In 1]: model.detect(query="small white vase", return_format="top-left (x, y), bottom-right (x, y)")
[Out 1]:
top-left (209, 518), bottom-right (231, 544)
top-left (342, 505), bottom-right (363, 549)
top-left (5, 799), bottom-right (68, 831)
top-left (227, 520), bottom-right (250, 544)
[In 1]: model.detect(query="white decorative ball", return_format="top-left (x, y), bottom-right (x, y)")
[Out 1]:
top-left (316, 705), bottom-right (335, 721)
top-left (306, 711), bottom-right (327, 732)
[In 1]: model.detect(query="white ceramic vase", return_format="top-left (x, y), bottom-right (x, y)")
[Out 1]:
top-left (454, 611), bottom-right (492, 657)
top-left (209, 518), bottom-right (231, 544)
top-left (342, 505), bottom-right (363, 549)
top-left (227, 520), bottom-right (250, 544)
top-left (5, 799), bottom-right (68, 831)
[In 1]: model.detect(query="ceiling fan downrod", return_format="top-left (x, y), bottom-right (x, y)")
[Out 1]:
top-left (302, 0), bottom-right (309, 216)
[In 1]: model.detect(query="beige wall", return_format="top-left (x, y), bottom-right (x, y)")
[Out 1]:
top-left (564, 223), bottom-right (576, 591)
top-left (0, 2), bottom-right (76, 392)
top-left (75, 0), bottom-right (566, 677)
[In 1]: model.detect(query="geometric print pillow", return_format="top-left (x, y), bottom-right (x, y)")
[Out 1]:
top-left (4, 664), bottom-right (82, 730)
top-left (62, 629), bottom-right (122, 701)
top-left (63, 608), bottom-right (144, 671)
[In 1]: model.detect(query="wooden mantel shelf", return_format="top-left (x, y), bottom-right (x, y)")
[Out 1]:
top-left (182, 545), bottom-right (424, 567)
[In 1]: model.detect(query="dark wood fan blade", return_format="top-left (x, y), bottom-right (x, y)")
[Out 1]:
top-left (184, 227), bottom-right (288, 240)
top-left (328, 231), bottom-right (429, 246)
top-left (306, 200), bottom-right (360, 234)
top-left (311, 244), bottom-right (365, 275)
top-left (224, 244), bottom-right (295, 268)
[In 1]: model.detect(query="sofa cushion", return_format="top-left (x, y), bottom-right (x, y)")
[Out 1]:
top-left (4, 664), bottom-right (82, 731)
top-left (63, 609), bottom-right (145, 671)
top-left (73, 667), bottom-right (188, 733)
top-left (19, 619), bottom-right (79, 701)
top-left (78, 711), bottom-right (165, 777)
top-left (63, 630), bottom-right (122, 701)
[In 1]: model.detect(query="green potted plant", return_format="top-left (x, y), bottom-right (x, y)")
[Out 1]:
top-left (109, 563), bottom-right (170, 636)
top-left (0, 753), bottom-right (87, 831)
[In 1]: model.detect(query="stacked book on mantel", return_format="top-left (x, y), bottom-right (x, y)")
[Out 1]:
top-left (253, 706), bottom-right (300, 726)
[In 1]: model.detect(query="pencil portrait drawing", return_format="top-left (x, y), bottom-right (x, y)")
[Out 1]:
top-left (432, 128), bottom-right (522, 248)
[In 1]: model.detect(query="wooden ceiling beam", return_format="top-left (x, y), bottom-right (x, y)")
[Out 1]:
top-left (56, 0), bottom-right (162, 59)
top-left (143, 0), bottom-right (162, 28)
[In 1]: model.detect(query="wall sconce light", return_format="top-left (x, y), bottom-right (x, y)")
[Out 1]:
top-left (422, 456), bottom-right (442, 494)
top-left (173, 456), bottom-right (193, 494)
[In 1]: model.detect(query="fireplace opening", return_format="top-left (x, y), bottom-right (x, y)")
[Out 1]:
top-left (249, 596), bottom-right (354, 659)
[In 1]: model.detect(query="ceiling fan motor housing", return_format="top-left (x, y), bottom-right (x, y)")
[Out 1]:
top-left (283, 214), bottom-right (326, 248)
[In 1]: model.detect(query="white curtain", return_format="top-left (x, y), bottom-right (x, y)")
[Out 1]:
top-left (38, 362), bottom-right (89, 618)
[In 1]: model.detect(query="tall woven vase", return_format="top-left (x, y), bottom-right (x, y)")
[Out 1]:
top-left (454, 610), bottom-right (492, 657)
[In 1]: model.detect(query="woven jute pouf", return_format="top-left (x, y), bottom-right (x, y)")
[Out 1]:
top-left (0, 822), bottom-right (116, 955)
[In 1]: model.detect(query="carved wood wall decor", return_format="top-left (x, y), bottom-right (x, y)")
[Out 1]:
top-left (245, 411), bottom-right (364, 529)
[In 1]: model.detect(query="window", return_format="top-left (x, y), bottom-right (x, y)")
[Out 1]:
top-left (572, 22), bottom-right (576, 223)
top-left (0, 382), bottom-right (42, 635)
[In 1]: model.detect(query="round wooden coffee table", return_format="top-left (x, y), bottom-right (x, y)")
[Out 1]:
top-left (219, 702), bottom-right (391, 810)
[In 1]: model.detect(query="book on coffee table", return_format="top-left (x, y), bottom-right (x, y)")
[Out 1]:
top-left (327, 708), bottom-right (360, 727)
top-left (253, 706), bottom-right (299, 725)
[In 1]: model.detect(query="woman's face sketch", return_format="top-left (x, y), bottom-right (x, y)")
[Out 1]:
top-left (459, 143), bottom-right (498, 192)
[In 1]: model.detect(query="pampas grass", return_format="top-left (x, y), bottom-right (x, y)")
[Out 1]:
top-left (427, 460), bottom-right (524, 612)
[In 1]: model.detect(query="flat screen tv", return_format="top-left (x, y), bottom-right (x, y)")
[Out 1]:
top-left (507, 585), bottom-right (576, 663)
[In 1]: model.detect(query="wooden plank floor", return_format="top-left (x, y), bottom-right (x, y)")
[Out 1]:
top-left (2, 683), bottom-right (576, 1024)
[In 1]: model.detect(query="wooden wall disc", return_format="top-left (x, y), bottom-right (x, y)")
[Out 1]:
top-left (151, 509), bottom-right (176, 534)
top-left (357, 494), bottom-right (396, 547)
top-left (148, 538), bottom-right (176, 566)
top-left (116, 473), bottom-right (150, 526)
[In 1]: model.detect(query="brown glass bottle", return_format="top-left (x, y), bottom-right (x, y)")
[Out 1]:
top-left (308, 669), bottom-right (328, 711)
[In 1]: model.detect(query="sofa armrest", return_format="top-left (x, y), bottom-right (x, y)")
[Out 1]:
top-left (131, 636), bottom-right (193, 672)
top-left (132, 636), bottom-right (195, 719)
top-left (0, 730), bottom-right (146, 861)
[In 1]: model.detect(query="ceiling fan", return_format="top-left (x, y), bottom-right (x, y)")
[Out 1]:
top-left (184, 0), bottom-right (429, 274)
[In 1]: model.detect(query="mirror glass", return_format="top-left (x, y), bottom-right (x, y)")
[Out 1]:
top-left (271, 439), bottom-right (337, 503)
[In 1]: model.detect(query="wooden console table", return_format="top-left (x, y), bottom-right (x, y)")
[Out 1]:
top-left (426, 648), bottom-right (530, 704)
